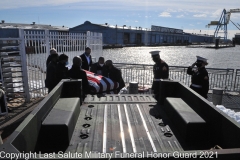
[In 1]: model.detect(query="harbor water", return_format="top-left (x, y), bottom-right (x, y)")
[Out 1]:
top-left (6, 45), bottom-right (240, 99)
top-left (103, 45), bottom-right (240, 69)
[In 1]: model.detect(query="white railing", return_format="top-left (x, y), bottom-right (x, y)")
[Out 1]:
top-left (0, 29), bottom-right (103, 102)
top-left (24, 30), bottom-right (103, 100)
top-left (114, 63), bottom-right (239, 92)
top-left (1, 29), bottom-right (240, 105)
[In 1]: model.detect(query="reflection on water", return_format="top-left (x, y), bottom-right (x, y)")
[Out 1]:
top-left (103, 46), bottom-right (240, 69)
top-left (10, 46), bottom-right (240, 98)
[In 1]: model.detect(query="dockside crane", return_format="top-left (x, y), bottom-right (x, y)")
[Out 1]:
top-left (207, 8), bottom-right (240, 40)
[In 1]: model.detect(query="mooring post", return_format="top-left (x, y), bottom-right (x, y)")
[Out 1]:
top-left (212, 88), bottom-right (224, 105)
top-left (215, 39), bottom-right (219, 48)
top-left (128, 82), bottom-right (138, 94)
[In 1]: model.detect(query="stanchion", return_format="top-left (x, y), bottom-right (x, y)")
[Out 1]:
top-left (212, 88), bottom-right (223, 105)
top-left (128, 82), bottom-right (138, 94)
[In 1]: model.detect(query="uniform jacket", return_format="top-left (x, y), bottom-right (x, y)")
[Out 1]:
top-left (80, 53), bottom-right (92, 71)
top-left (187, 66), bottom-right (209, 97)
top-left (153, 60), bottom-right (169, 79)
top-left (151, 60), bottom-right (169, 92)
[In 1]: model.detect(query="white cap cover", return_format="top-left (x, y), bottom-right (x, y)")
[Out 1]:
top-left (196, 56), bottom-right (207, 62)
top-left (50, 48), bottom-right (57, 54)
top-left (150, 51), bottom-right (160, 56)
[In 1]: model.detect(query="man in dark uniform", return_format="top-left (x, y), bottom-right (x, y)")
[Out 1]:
top-left (150, 51), bottom-right (169, 100)
top-left (80, 47), bottom-right (92, 71)
top-left (90, 57), bottom-right (105, 75)
top-left (102, 60), bottom-right (125, 93)
top-left (187, 56), bottom-right (209, 99)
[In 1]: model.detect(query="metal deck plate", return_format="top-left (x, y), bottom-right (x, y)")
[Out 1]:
top-left (65, 103), bottom-right (183, 158)
top-left (84, 94), bottom-right (157, 104)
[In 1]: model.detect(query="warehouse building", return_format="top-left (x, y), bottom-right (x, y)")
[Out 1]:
top-left (0, 20), bottom-right (69, 49)
top-left (0, 20), bottom-right (214, 47)
top-left (70, 21), bottom-right (213, 46)
top-left (0, 21), bottom-right (68, 38)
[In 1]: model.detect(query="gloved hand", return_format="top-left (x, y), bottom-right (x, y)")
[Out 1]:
top-left (191, 62), bottom-right (196, 68)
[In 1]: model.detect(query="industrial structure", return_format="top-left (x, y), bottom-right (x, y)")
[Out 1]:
top-left (0, 20), bottom-right (213, 46)
top-left (70, 21), bottom-right (213, 46)
top-left (208, 8), bottom-right (240, 41)
top-left (0, 20), bottom-right (215, 48)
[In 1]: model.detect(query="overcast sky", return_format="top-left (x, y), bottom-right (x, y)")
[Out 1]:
top-left (1, 0), bottom-right (240, 38)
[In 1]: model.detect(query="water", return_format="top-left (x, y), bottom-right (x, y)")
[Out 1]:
top-left (103, 45), bottom-right (240, 69)
top-left (5, 45), bottom-right (239, 100)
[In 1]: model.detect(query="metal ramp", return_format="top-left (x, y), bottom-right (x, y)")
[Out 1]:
top-left (0, 39), bottom-right (29, 114)
top-left (0, 49), bottom-right (24, 96)
top-left (65, 103), bottom-right (184, 157)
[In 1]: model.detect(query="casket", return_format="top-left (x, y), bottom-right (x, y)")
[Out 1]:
top-left (84, 70), bottom-right (119, 94)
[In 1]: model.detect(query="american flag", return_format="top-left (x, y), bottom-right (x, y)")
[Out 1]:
top-left (84, 70), bottom-right (119, 94)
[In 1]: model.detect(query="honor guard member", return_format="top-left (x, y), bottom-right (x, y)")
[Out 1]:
top-left (150, 51), bottom-right (169, 100)
top-left (187, 56), bottom-right (209, 99)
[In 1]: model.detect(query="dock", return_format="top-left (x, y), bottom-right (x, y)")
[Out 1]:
top-left (186, 44), bottom-right (235, 49)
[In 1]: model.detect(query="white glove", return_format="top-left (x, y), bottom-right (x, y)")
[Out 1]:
top-left (191, 62), bottom-right (196, 68)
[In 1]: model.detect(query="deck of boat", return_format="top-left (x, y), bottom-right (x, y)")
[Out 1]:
top-left (1, 79), bottom-right (240, 159)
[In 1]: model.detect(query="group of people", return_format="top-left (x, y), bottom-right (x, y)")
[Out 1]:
top-left (45, 47), bottom-right (125, 98)
top-left (45, 46), bottom-right (209, 101)
top-left (150, 51), bottom-right (209, 99)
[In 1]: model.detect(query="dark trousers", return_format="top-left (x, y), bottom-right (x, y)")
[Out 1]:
top-left (152, 81), bottom-right (160, 101)
top-left (190, 85), bottom-right (207, 99)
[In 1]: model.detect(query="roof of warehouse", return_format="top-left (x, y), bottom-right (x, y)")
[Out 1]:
top-left (0, 22), bottom-right (69, 31)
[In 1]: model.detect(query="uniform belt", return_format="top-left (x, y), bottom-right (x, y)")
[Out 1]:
top-left (191, 84), bottom-right (202, 88)
top-left (153, 79), bottom-right (161, 81)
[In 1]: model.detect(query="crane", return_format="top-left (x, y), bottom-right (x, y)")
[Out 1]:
top-left (207, 8), bottom-right (240, 41)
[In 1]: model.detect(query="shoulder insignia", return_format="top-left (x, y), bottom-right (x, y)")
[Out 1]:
top-left (162, 66), bottom-right (167, 71)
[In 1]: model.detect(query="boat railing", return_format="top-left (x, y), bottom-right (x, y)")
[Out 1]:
top-left (234, 69), bottom-right (240, 92)
top-left (114, 63), bottom-right (239, 93)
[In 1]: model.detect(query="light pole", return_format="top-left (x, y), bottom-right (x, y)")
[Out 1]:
top-left (116, 25), bottom-right (118, 45)
top-left (123, 25), bottom-right (126, 44)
